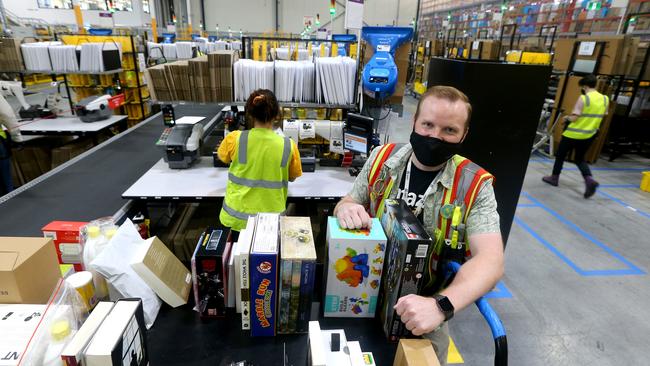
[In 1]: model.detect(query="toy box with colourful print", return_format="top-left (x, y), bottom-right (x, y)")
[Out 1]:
top-left (379, 199), bottom-right (433, 341)
top-left (324, 217), bottom-right (387, 318)
top-left (249, 213), bottom-right (280, 336)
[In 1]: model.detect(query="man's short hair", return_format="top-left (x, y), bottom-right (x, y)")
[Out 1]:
top-left (414, 86), bottom-right (472, 129)
top-left (579, 74), bottom-right (598, 88)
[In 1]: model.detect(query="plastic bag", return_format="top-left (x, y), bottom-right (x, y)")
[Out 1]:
top-left (89, 219), bottom-right (161, 329)
top-left (18, 279), bottom-right (88, 366)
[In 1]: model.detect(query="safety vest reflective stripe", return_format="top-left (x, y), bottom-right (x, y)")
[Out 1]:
top-left (222, 201), bottom-right (253, 221)
top-left (238, 130), bottom-right (249, 164)
top-left (580, 114), bottom-right (605, 118)
top-left (369, 144), bottom-right (395, 187)
top-left (280, 137), bottom-right (291, 167)
top-left (566, 127), bottom-right (598, 134)
top-left (228, 172), bottom-right (288, 189)
top-left (585, 94), bottom-right (590, 107)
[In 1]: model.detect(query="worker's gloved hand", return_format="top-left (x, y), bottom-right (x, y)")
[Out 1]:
top-left (336, 202), bottom-right (372, 230)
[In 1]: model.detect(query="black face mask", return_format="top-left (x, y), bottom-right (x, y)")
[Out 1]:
top-left (409, 131), bottom-right (463, 167)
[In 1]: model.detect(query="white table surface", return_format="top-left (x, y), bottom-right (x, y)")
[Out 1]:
top-left (122, 157), bottom-right (356, 200)
top-left (17, 115), bottom-right (127, 134)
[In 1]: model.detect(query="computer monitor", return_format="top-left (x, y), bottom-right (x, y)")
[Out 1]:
top-left (344, 113), bottom-right (374, 154)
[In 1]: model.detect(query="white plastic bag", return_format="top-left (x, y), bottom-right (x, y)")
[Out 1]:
top-left (90, 219), bottom-right (161, 329)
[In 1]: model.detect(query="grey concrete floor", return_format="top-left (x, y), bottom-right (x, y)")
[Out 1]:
top-left (390, 95), bottom-right (650, 365)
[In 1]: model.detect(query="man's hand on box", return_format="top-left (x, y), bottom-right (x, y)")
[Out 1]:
top-left (394, 294), bottom-right (444, 336)
top-left (336, 202), bottom-right (372, 230)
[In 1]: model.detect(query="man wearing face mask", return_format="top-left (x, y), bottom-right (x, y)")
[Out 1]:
top-left (542, 74), bottom-right (607, 198)
top-left (334, 86), bottom-right (504, 364)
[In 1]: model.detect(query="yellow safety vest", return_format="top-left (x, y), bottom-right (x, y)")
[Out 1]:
top-left (368, 145), bottom-right (494, 291)
top-left (219, 128), bottom-right (292, 231)
top-left (0, 130), bottom-right (6, 139)
top-left (563, 90), bottom-right (608, 140)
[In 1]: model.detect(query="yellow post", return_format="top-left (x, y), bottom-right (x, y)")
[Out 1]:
top-left (331, 43), bottom-right (338, 57)
top-left (73, 3), bottom-right (85, 34)
top-left (151, 18), bottom-right (158, 42)
top-left (320, 44), bottom-right (326, 57)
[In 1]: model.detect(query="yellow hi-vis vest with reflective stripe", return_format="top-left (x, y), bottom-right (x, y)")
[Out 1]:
top-left (563, 90), bottom-right (608, 140)
top-left (219, 128), bottom-right (292, 231)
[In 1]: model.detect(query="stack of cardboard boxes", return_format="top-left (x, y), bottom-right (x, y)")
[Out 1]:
top-left (208, 50), bottom-right (239, 102)
top-left (145, 50), bottom-right (238, 103)
top-left (469, 40), bottom-right (501, 60)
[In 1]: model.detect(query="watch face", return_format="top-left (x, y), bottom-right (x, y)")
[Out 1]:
top-left (437, 296), bottom-right (454, 312)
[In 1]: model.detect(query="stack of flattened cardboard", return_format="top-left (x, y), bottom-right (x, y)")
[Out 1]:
top-left (189, 56), bottom-right (210, 103)
top-left (168, 61), bottom-right (191, 101)
top-left (208, 50), bottom-right (239, 102)
top-left (0, 38), bottom-right (23, 71)
top-left (145, 64), bottom-right (173, 102)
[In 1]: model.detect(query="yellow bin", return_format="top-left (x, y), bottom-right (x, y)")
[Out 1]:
top-left (641, 171), bottom-right (650, 192)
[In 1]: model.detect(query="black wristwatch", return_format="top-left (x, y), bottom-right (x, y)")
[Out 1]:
top-left (433, 294), bottom-right (455, 321)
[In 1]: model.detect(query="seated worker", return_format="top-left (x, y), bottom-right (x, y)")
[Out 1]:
top-left (334, 86), bottom-right (504, 364)
top-left (0, 90), bottom-right (24, 195)
top-left (217, 89), bottom-right (302, 233)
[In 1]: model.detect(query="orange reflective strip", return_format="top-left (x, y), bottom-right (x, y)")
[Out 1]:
top-left (464, 173), bottom-right (492, 221)
top-left (369, 144), bottom-right (395, 187)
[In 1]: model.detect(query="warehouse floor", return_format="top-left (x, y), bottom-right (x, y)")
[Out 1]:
top-left (389, 95), bottom-right (650, 365)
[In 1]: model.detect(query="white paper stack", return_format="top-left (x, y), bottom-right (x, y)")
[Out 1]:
top-left (21, 42), bottom-right (61, 71)
top-left (233, 59), bottom-right (275, 101)
top-left (231, 41), bottom-right (242, 51)
top-left (274, 60), bottom-right (314, 102)
top-left (297, 49), bottom-right (310, 61)
top-left (176, 42), bottom-right (194, 59)
top-left (195, 37), bottom-right (209, 53)
top-left (147, 42), bottom-right (164, 59)
top-left (79, 42), bottom-right (122, 73)
top-left (275, 47), bottom-right (291, 61)
top-left (315, 56), bottom-right (356, 105)
top-left (162, 43), bottom-right (177, 59)
top-left (312, 45), bottom-right (330, 59)
top-left (79, 43), bottom-right (104, 73)
top-left (48, 45), bottom-right (79, 72)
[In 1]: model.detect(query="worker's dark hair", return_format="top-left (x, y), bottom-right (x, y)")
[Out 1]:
top-left (245, 89), bottom-right (280, 125)
top-left (414, 85), bottom-right (472, 129)
top-left (579, 74), bottom-right (598, 88)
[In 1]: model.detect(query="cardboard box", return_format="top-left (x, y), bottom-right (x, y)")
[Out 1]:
top-left (42, 221), bottom-right (88, 272)
top-left (393, 339), bottom-right (440, 366)
top-left (324, 217), bottom-right (387, 318)
top-left (0, 304), bottom-right (47, 366)
top-left (130, 236), bottom-right (192, 308)
top-left (278, 216), bottom-right (317, 334)
top-left (0, 237), bottom-right (62, 304)
top-left (249, 213), bottom-right (280, 336)
top-left (191, 228), bottom-right (232, 318)
top-left (379, 199), bottom-right (433, 341)
top-left (553, 36), bottom-right (638, 75)
top-left (469, 40), bottom-right (501, 60)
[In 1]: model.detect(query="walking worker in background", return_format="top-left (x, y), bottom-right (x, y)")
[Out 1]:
top-left (217, 89), bottom-right (302, 233)
top-left (543, 74), bottom-right (608, 198)
top-left (334, 86), bottom-right (504, 365)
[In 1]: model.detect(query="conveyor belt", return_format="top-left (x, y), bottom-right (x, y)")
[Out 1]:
top-left (0, 104), bottom-right (223, 236)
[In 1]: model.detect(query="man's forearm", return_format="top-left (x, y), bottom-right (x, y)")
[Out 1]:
top-left (439, 250), bottom-right (504, 313)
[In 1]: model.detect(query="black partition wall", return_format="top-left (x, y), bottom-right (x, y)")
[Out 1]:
top-left (427, 58), bottom-right (552, 244)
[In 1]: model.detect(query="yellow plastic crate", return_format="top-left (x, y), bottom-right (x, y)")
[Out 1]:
top-left (60, 35), bottom-right (134, 53)
top-left (414, 82), bottom-right (427, 95)
top-left (641, 171), bottom-right (650, 192)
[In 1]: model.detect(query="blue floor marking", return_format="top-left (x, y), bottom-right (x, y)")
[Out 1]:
top-left (597, 190), bottom-right (650, 220)
top-left (483, 281), bottom-right (513, 299)
top-left (516, 203), bottom-right (540, 208)
top-left (516, 192), bottom-right (646, 276)
top-left (599, 184), bottom-right (638, 188)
